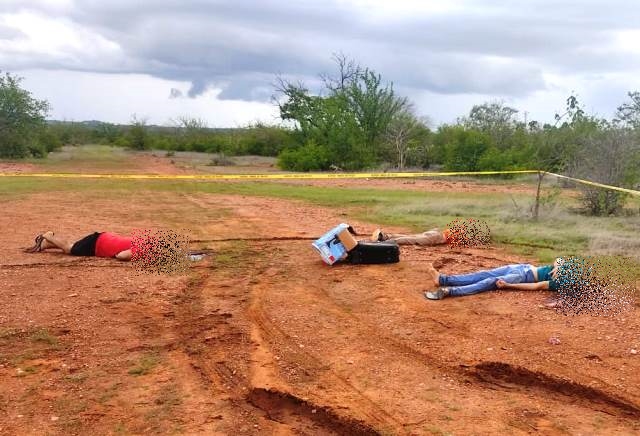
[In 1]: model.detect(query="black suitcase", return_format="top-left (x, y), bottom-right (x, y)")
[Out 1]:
top-left (346, 241), bottom-right (400, 264)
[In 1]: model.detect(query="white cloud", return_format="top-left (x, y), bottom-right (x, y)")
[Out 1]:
top-left (18, 69), bottom-right (279, 126)
top-left (3, 0), bottom-right (640, 126)
top-left (0, 11), bottom-right (125, 70)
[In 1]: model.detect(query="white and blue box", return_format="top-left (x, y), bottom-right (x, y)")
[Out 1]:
top-left (312, 223), bottom-right (358, 265)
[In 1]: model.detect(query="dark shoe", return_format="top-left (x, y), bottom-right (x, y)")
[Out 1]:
top-left (25, 234), bottom-right (44, 253)
top-left (372, 229), bottom-right (383, 242)
top-left (424, 287), bottom-right (450, 300)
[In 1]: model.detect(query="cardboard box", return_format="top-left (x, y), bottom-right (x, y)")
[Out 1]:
top-left (312, 223), bottom-right (358, 265)
top-left (337, 228), bottom-right (358, 251)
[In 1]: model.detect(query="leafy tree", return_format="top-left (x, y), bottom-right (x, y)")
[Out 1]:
top-left (343, 68), bottom-right (408, 157)
top-left (127, 114), bottom-right (149, 150)
top-left (442, 127), bottom-right (491, 172)
top-left (568, 127), bottom-right (638, 215)
top-left (384, 108), bottom-right (429, 170)
top-left (275, 55), bottom-right (408, 170)
top-left (170, 116), bottom-right (208, 152)
top-left (462, 100), bottom-right (518, 148)
top-left (614, 91), bottom-right (640, 129)
top-left (0, 71), bottom-right (50, 158)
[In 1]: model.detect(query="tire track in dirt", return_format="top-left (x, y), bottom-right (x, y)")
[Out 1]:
top-left (168, 268), bottom-right (258, 430)
top-left (165, 219), bottom-right (382, 433)
top-left (466, 362), bottom-right (640, 418)
top-left (248, 291), bottom-right (402, 432)
top-left (173, 193), bottom-right (640, 434)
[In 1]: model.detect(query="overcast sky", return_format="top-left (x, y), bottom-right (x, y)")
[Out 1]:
top-left (2, 0), bottom-right (640, 127)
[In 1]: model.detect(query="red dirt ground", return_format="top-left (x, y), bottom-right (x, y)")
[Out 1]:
top-left (1, 159), bottom-right (639, 435)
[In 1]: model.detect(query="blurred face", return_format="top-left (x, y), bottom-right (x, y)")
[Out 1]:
top-left (551, 257), bottom-right (565, 277)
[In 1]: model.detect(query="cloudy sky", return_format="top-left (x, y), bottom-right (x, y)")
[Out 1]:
top-left (2, 0), bottom-right (640, 127)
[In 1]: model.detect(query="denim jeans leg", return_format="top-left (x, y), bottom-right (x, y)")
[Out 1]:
top-left (448, 272), bottom-right (524, 296)
top-left (440, 265), bottom-right (520, 287)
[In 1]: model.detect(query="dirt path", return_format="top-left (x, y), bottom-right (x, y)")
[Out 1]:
top-left (1, 190), bottom-right (639, 435)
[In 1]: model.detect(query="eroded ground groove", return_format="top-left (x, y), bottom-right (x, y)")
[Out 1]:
top-left (468, 361), bottom-right (640, 418)
top-left (247, 388), bottom-right (381, 435)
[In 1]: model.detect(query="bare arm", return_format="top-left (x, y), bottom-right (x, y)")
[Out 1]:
top-left (496, 280), bottom-right (549, 291)
top-left (115, 249), bottom-right (132, 261)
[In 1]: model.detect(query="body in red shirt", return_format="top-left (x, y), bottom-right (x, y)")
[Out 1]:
top-left (95, 232), bottom-right (132, 258)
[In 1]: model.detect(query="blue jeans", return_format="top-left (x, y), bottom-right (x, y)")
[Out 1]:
top-left (440, 264), bottom-right (536, 297)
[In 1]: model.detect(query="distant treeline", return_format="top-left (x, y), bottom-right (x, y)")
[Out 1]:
top-left (2, 64), bottom-right (639, 215)
top-left (42, 119), bottom-right (296, 157)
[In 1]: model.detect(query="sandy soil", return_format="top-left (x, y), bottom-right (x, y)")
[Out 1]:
top-left (1, 156), bottom-right (639, 436)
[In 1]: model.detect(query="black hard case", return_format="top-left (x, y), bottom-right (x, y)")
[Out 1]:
top-left (345, 241), bottom-right (400, 264)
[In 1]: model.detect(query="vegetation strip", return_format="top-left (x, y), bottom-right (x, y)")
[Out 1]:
top-left (2, 170), bottom-right (639, 196)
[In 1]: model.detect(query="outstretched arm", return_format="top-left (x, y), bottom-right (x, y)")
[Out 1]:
top-left (115, 249), bottom-right (132, 261)
top-left (496, 280), bottom-right (549, 291)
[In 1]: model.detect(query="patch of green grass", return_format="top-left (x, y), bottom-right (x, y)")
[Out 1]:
top-left (64, 372), bottom-right (88, 383)
top-left (0, 328), bottom-right (20, 340)
top-left (11, 350), bottom-right (36, 365)
top-left (54, 396), bottom-right (88, 433)
top-left (128, 354), bottom-right (160, 376)
top-left (23, 366), bottom-right (38, 374)
top-left (113, 422), bottom-right (128, 435)
top-left (27, 144), bottom-right (140, 172)
top-left (98, 382), bottom-right (123, 404)
top-left (30, 329), bottom-right (58, 346)
top-left (427, 426), bottom-right (453, 436)
top-left (145, 384), bottom-right (183, 433)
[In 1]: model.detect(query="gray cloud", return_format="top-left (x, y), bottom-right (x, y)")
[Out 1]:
top-left (2, 0), bottom-right (640, 102)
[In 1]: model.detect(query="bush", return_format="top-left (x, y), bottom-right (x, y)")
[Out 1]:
top-left (278, 141), bottom-right (332, 171)
top-left (580, 188), bottom-right (628, 216)
top-left (443, 129), bottom-right (491, 171)
top-left (127, 120), bottom-right (149, 150)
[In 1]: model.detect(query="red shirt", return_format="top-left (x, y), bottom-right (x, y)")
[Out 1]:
top-left (95, 232), bottom-right (132, 258)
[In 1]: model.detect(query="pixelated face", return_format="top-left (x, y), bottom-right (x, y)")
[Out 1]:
top-left (444, 218), bottom-right (491, 249)
top-left (552, 255), bottom-right (635, 316)
top-left (131, 229), bottom-right (191, 275)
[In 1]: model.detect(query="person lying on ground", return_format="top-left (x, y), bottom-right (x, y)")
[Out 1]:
top-left (371, 228), bottom-right (452, 246)
top-left (25, 231), bottom-right (133, 261)
top-left (424, 258), bottom-right (563, 300)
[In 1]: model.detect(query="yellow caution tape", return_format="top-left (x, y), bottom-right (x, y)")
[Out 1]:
top-left (0, 169), bottom-right (638, 196)
top-left (0, 169), bottom-right (539, 180)
top-left (545, 172), bottom-right (640, 196)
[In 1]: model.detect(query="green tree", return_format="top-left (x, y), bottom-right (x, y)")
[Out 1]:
top-left (384, 108), bottom-right (429, 170)
top-left (127, 114), bottom-right (149, 150)
top-left (614, 91), bottom-right (640, 129)
top-left (343, 67), bottom-right (408, 157)
top-left (275, 55), bottom-right (408, 170)
top-left (0, 71), bottom-right (50, 158)
top-left (568, 127), bottom-right (638, 215)
top-left (170, 116), bottom-right (208, 152)
top-left (442, 127), bottom-right (491, 172)
top-left (462, 101), bottom-right (518, 148)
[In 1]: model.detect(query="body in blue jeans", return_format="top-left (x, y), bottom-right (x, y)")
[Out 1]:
top-left (439, 264), bottom-right (536, 297)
